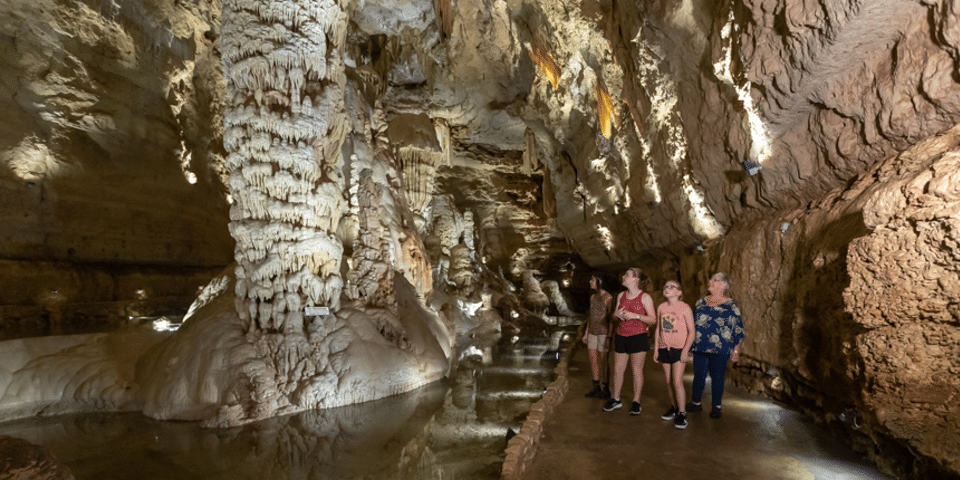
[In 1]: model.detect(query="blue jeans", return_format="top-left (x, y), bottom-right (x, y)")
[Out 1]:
top-left (691, 351), bottom-right (729, 408)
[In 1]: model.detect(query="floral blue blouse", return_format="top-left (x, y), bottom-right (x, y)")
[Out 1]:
top-left (692, 297), bottom-right (745, 355)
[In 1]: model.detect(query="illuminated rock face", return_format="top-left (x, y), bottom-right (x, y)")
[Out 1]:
top-left (2, 0), bottom-right (960, 475)
top-left (0, 0), bottom-right (233, 335)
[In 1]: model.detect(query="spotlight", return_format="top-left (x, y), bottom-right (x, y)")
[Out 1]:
top-left (742, 160), bottom-right (762, 176)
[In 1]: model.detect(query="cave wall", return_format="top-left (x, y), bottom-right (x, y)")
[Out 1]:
top-left (0, 0), bottom-right (959, 475)
top-left (0, 0), bottom-right (234, 336)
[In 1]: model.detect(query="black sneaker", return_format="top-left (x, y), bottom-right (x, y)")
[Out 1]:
top-left (603, 398), bottom-right (622, 411)
top-left (686, 402), bottom-right (703, 412)
top-left (629, 401), bottom-right (642, 415)
top-left (674, 412), bottom-right (689, 429)
top-left (601, 386), bottom-right (611, 399)
top-left (585, 385), bottom-right (601, 398)
top-left (661, 406), bottom-right (678, 420)
top-left (709, 407), bottom-right (722, 419)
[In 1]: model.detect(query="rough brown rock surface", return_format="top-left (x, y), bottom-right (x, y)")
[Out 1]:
top-left (0, 436), bottom-right (74, 480)
top-left (1, 0), bottom-right (959, 476)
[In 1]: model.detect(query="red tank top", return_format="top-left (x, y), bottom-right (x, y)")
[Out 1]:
top-left (616, 290), bottom-right (648, 337)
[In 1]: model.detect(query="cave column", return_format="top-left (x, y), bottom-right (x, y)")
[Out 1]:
top-left (221, 0), bottom-right (350, 334)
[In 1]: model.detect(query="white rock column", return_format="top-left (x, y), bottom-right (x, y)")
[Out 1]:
top-left (221, 0), bottom-right (349, 334)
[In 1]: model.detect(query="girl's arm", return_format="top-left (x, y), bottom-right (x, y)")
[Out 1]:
top-left (639, 293), bottom-right (657, 325)
top-left (613, 292), bottom-right (625, 321)
top-left (603, 293), bottom-right (614, 331)
top-left (682, 304), bottom-right (695, 350)
top-left (681, 303), bottom-right (695, 362)
top-left (653, 305), bottom-right (663, 362)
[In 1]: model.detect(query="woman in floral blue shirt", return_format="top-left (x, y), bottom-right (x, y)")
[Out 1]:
top-left (686, 272), bottom-right (744, 418)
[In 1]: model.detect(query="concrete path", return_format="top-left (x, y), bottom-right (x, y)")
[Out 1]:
top-left (522, 344), bottom-right (891, 480)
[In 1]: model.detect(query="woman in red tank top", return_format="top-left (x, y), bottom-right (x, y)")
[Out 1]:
top-left (602, 267), bottom-right (656, 415)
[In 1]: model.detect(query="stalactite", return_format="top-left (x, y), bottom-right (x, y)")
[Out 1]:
top-left (528, 35), bottom-right (561, 89)
top-left (522, 127), bottom-right (538, 174)
top-left (397, 147), bottom-right (442, 215)
top-left (595, 75), bottom-right (618, 138)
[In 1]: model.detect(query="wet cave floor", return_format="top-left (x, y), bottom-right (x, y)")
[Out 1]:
top-left (0, 322), bottom-right (895, 480)
top-left (0, 325), bottom-right (578, 480)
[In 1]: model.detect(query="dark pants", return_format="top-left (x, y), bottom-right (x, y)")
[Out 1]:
top-left (691, 351), bottom-right (729, 408)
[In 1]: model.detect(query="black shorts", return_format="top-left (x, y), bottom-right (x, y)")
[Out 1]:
top-left (614, 333), bottom-right (650, 354)
top-left (658, 348), bottom-right (683, 364)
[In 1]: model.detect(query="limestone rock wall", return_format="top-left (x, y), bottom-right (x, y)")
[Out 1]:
top-left (0, 0), bottom-right (234, 334)
top-left (679, 126), bottom-right (960, 479)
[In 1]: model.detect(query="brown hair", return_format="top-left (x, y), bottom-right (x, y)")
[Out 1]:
top-left (626, 267), bottom-right (652, 292)
top-left (591, 272), bottom-right (608, 293)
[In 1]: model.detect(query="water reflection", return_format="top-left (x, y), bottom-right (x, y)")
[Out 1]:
top-left (0, 324), bottom-right (577, 480)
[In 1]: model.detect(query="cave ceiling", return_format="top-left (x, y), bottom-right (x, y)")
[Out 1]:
top-left (1, 0), bottom-right (959, 275)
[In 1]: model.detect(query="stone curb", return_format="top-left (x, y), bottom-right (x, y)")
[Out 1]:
top-left (500, 327), bottom-right (578, 480)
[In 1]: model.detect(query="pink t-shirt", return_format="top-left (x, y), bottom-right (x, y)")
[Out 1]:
top-left (657, 309), bottom-right (689, 349)
top-left (616, 291), bottom-right (648, 337)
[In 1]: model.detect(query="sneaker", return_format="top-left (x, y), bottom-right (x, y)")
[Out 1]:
top-left (603, 398), bottom-right (622, 411)
top-left (709, 407), bottom-right (722, 419)
top-left (674, 412), bottom-right (689, 429)
top-left (661, 406), bottom-right (678, 420)
top-left (629, 401), bottom-right (642, 415)
top-left (601, 385), bottom-right (611, 400)
top-left (686, 402), bottom-right (703, 412)
top-left (585, 385), bottom-right (601, 398)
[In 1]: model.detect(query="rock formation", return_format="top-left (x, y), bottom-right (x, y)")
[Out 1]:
top-left (0, 0), bottom-right (959, 476)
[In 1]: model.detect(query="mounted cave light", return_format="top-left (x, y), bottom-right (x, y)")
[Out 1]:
top-left (152, 318), bottom-right (181, 332)
top-left (528, 35), bottom-right (561, 89)
top-left (713, 7), bottom-right (772, 168)
top-left (743, 160), bottom-right (762, 176)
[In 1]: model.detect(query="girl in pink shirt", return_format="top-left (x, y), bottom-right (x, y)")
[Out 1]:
top-left (654, 280), bottom-right (695, 429)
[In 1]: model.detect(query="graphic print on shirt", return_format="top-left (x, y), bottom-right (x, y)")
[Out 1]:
top-left (661, 313), bottom-right (676, 333)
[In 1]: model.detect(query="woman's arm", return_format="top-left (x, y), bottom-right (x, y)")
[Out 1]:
top-left (729, 299), bottom-right (745, 361)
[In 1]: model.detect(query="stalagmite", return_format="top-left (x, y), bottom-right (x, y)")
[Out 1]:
top-left (222, 0), bottom-right (349, 332)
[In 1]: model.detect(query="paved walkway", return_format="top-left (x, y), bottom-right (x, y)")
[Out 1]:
top-left (522, 344), bottom-right (891, 480)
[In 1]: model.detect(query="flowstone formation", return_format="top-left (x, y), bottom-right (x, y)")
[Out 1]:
top-left (3, 0), bottom-right (960, 475)
top-left (135, 0), bottom-right (458, 426)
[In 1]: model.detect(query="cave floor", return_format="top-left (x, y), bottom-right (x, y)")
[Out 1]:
top-left (523, 345), bottom-right (892, 480)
